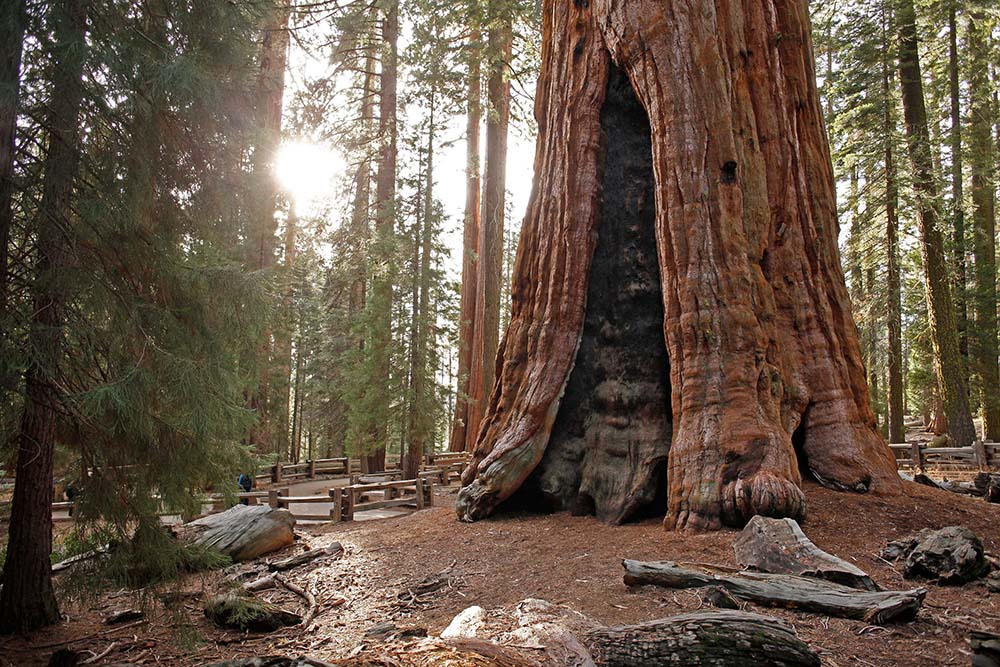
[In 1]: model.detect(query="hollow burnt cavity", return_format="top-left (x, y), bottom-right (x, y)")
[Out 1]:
top-left (514, 65), bottom-right (671, 524)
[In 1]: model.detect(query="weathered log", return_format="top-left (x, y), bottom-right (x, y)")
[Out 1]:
top-left (267, 542), bottom-right (342, 571)
top-left (183, 505), bottom-right (295, 562)
top-left (586, 610), bottom-right (820, 667)
top-left (971, 630), bottom-right (1000, 667)
top-left (205, 659), bottom-right (335, 667)
top-left (733, 516), bottom-right (878, 590)
top-left (881, 526), bottom-right (991, 584)
top-left (622, 560), bottom-right (925, 624)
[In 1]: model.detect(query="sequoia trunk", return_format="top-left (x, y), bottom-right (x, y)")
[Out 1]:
top-left (366, 0), bottom-right (399, 474)
top-left (449, 19), bottom-right (482, 453)
top-left (465, 0), bottom-right (512, 453)
top-left (895, 0), bottom-right (976, 447)
top-left (458, 0), bottom-right (899, 531)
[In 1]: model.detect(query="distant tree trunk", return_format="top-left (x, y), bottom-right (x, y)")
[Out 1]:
top-left (406, 102), bottom-right (437, 479)
top-left (349, 48), bottom-right (375, 327)
top-left (290, 341), bottom-right (302, 463)
top-left (366, 0), bottom-right (398, 474)
top-left (0, 0), bottom-right (25, 311)
top-left (458, 0), bottom-right (900, 531)
top-left (248, 0), bottom-right (291, 455)
top-left (967, 10), bottom-right (1000, 441)
top-left (947, 0), bottom-right (967, 361)
top-left (895, 0), bottom-right (976, 447)
top-left (465, 0), bottom-right (511, 452)
top-left (449, 19), bottom-right (482, 453)
top-left (275, 207), bottom-right (298, 457)
top-left (405, 154), bottom-right (425, 477)
top-left (883, 11), bottom-right (905, 445)
top-left (0, 0), bottom-right (87, 634)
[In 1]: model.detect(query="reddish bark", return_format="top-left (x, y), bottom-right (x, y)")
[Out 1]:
top-left (0, 0), bottom-right (87, 632)
top-left (458, 0), bottom-right (899, 531)
top-left (449, 22), bottom-right (482, 453)
top-left (465, 2), bottom-right (512, 453)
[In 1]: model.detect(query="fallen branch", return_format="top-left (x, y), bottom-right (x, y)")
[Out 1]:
top-left (268, 542), bottom-right (343, 572)
top-left (622, 560), bottom-right (926, 624)
top-left (274, 574), bottom-right (318, 627)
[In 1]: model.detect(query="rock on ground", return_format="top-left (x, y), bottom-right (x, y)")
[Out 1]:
top-left (882, 526), bottom-right (991, 584)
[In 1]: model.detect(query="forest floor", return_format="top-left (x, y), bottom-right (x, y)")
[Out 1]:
top-left (2, 479), bottom-right (998, 666)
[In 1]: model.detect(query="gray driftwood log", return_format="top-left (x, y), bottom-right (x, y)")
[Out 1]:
top-left (623, 560), bottom-right (926, 624)
top-left (586, 610), bottom-right (820, 667)
top-left (733, 516), bottom-right (878, 590)
top-left (182, 505), bottom-right (295, 561)
top-left (971, 630), bottom-right (1000, 667)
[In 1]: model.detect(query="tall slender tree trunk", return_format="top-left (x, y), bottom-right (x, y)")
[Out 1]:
top-left (883, 5), bottom-right (905, 445)
top-left (449, 19), bottom-right (482, 453)
top-left (406, 153), bottom-right (425, 477)
top-left (967, 10), bottom-right (1000, 441)
top-left (0, 0), bottom-right (25, 311)
top-left (349, 47), bottom-right (375, 328)
top-left (0, 0), bottom-right (88, 634)
top-left (465, 0), bottom-right (511, 452)
top-left (895, 0), bottom-right (976, 446)
top-left (276, 208), bottom-right (298, 458)
top-left (406, 102), bottom-right (437, 479)
top-left (366, 0), bottom-right (398, 473)
top-left (947, 0), bottom-right (967, 361)
top-left (248, 0), bottom-right (291, 455)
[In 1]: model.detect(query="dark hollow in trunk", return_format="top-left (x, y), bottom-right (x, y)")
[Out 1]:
top-left (512, 65), bottom-right (671, 524)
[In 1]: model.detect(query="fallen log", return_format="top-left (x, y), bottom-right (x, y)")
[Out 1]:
top-left (733, 516), bottom-right (877, 590)
top-left (181, 505), bottom-right (295, 562)
top-left (586, 610), bottom-right (820, 667)
top-left (206, 659), bottom-right (335, 667)
top-left (972, 630), bottom-right (1000, 667)
top-left (622, 560), bottom-right (925, 624)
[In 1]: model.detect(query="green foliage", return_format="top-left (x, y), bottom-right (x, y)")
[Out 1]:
top-left (59, 520), bottom-right (230, 599)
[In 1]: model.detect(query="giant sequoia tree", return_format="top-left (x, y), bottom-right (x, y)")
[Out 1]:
top-left (458, 0), bottom-right (900, 531)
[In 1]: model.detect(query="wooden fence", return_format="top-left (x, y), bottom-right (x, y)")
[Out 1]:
top-left (889, 442), bottom-right (999, 471)
top-left (260, 452), bottom-right (470, 485)
top-left (15, 452), bottom-right (469, 524)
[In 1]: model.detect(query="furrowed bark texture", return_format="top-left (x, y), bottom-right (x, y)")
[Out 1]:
top-left (0, 0), bottom-right (87, 633)
top-left (457, 0), bottom-right (899, 531)
top-left (449, 20), bottom-right (482, 453)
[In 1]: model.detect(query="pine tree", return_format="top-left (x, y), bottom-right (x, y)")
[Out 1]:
top-left (0, 0), bottom-right (88, 633)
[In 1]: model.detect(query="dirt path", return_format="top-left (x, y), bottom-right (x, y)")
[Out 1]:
top-left (3, 480), bottom-right (998, 666)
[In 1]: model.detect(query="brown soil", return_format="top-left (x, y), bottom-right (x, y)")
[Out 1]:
top-left (2, 480), bottom-right (998, 666)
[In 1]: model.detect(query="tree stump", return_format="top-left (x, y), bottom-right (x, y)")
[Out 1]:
top-left (733, 516), bottom-right (878, 590)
